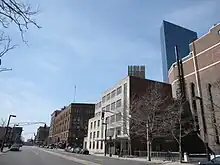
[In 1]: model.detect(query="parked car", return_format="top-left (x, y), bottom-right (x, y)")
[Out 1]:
top-left (74, 147), bottom-right (82, 154)
top-left (81, 149), bottom-right (89, 155)
top-left (65, 146), bottom-right (72, 152)
top-left (49, 144), bottom-right (55, 149)
top-left (10, 144), bottom-right (20, 151)
top-left (199, 156), bottom-right (220, 165)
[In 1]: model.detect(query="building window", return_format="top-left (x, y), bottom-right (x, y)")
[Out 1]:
top-left (101, 129), bottom-right (103, 138)
top-left (96, 141), bottom-right (99, 149)
top-left (90, 132), bottom-right (92, 139)
top-left (111, 102), bottom-right (115, 110)
top-left (93, 132), bottom-right (96, 139)
top-left (93, 141), bottom-right (95, 149)
top-left (111, 90), bottom-right (116, 98)
top-left (116, 99), bottom-right (122, 108)
top-left (102, 96), bottom-right (106, 103)
top-left (116, 127), bottom-right (121, 135)
top-left (190, 82), bottom-right (200, 133)
top-left (94, 121), bottom-right (96, 129)
top-left (90, 122), bottom-right (93, 129)
top-left (89, 142), bottom-right (91, 149)
top-left (108, 128), bottom-right (114, 137)
top-left (107, 93), bottom-right (110, 101)
top-left (100, 141), bottom-right (103, 149)
top-left (97, 131), bottom-right (99, 138)
top-left (106, 117), bottom-right (110, 124)
top-left (98, 120), bottom-right (100, 127)
top-left (102, 107), bottom-right (106, 112)
top-left (106, 104), bottom-right (110, 112)
top-left (110, 115), bottom-right (115, 124)
top-left (116, 113), bottom-right (121, 122)
top-left (117, 86), bottom-right (122, 95)
top-left (98, 102), bottom-right (101, 108)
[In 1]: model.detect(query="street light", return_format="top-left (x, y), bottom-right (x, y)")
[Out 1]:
top-left (193, 96), bottom-right (210, 161)
top-left (101, 110), bottom-right (115, 156)
top-left (0, 68), bottom-right (12, 73)
top-left (1, 115), bottom-right (16, 152)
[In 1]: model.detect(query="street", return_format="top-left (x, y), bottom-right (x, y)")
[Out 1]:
top-left (0, 146), bottom-right (161, 165)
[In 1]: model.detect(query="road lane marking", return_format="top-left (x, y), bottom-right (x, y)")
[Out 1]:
top-left (37, 148), bottom-right (101, 165)
top-left (30, 149), bottom-right (39, 155)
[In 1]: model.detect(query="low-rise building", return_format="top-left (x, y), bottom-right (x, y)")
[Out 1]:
top-left (51, 103), bottom-right (95, 148)
top-left (0, 126), bottom-right (23, 145)
top-left (168, 23), bottom-right (220, 154)
top-left (84, 76), bottom-right (172, 154)
top-left (36, 124), bottom-right (49, 145)
top-left (48, 110), bottom-right (61, 144)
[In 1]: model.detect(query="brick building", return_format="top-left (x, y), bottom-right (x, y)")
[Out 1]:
top-left (51, 103), bottom-right (95, 148)
top-left (84, 76), bottom-right (172, 154)
top-left (168, 23), bottom-right (220, 154)
top-left (48, 110), bottom-right (61, 144)
top-left (35, 124), bottom-right (49, 145)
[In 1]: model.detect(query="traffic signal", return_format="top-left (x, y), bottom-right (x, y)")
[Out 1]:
top-left (101, 112), bottom-right (105, 120)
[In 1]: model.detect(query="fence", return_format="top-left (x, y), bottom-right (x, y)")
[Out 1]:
top-left (134, 151), bottom-right (179, 161)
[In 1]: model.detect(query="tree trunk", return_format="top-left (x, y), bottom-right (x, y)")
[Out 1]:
top-left (179, 117), bottom-right (182, 162)
top-left (179, 142), bottom-right (182, 162)
top-left (128, 139), bottom-right (132, 156)
top-left (148, 141), bottom-right (152, 161)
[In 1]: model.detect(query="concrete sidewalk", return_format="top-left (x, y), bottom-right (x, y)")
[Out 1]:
top-left (91, 153), bottom-right (196, 165)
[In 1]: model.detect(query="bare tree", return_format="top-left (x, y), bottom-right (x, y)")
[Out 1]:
top-left (0, 32), bottom-right (16, 58)
top-left (0, 0), bottom-right (40, 61)
top-left (128, 82), bottom-right (172, 161)
top-left (0, 118), bottom-right (7, 126)
top-left (164, 97), bottom-right (194, 162)
top-left (0, 0), bottom-right (41, 41)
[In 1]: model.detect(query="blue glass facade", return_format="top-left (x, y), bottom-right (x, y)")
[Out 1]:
top-left (160, 20), bottom-right (198, 82)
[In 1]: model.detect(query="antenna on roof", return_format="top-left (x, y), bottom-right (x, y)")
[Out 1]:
top-left (73, 85), bottom-right (76, 103)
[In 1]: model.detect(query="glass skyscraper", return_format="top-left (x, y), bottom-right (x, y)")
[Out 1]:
top-left (160, 20), bottom-right (198, 82)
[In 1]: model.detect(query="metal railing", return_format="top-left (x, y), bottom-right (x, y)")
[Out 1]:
top-left (133, 151), bottom-right (179, 161)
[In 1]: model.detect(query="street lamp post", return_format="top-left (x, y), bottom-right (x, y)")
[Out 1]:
top-left (194, 96), bottom-right (210, 161)
top-left (101, 111), bottom-right (107, 156)
top-left (1, 115), bottom-right (16, 152)
top-left (0, 68), bottom-right (12, 73)
top-left (101, 110), bottom-right (115, 157)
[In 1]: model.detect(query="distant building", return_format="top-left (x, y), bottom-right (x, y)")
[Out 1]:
top-left (169, 23), bottom-right (220, 154)
top-left (48, 110), bottom-right (61, 144)
top-left (0, 126), bottom-right (22, 145)
top-left (51, 103), bottom-right (95, 148)
top-left (160, 20), bottom-right (198, 82)
top-left (84, 76), bottom-right (172, 154)
top-left (36, 124), bottom-right (49, 145)
top-left (128, 65), bottom-right (145, 79)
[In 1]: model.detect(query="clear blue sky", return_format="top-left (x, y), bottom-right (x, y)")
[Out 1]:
top-left (0, 0), bottom-right (219, 139)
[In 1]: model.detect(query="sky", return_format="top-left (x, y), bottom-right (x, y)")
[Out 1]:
top-left (0, 0), bottom-right (220, 140)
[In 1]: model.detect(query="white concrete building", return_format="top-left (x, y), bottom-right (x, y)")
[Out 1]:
top-left (83, 76), bottom-right (172, 154)
top-left (84, 76), bottom-right (130, 154)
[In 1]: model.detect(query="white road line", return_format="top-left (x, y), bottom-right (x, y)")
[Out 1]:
top-left (28, 148), bottom-right (39, 155)
top-left (37, 148), bottom-right (101, 165)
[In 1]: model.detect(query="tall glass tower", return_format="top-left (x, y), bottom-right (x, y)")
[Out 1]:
top-left (160, 20), bottom-right (198, 82)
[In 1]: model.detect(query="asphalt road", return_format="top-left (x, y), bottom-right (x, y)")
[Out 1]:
top-left (0, 146), bottom-right (161, 165)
